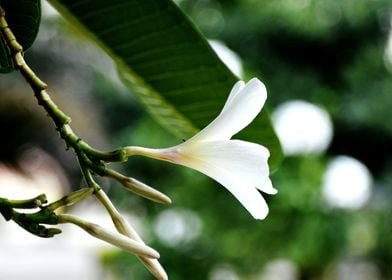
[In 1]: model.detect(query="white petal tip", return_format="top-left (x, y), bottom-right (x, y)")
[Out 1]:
top-left (234, 80), bottom-right (246, 89)
top-left (257, 179), bottom-right (277, 195)
top-left (249, 202), bottom-right (269, 220)
top-left (253, 210), bottom-right (268, 220)
top-left (248, 78), bottom-right (266, 90)
top-left (269, 188), bottom-right (278, 195)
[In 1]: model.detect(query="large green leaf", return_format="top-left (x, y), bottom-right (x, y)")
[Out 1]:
top-left (0, 0), bottom-right (41, 73)
top-left (47, 0), bottom-right (283, 168)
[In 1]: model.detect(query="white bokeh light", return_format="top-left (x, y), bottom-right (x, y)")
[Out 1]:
top-left (209, 264), bottom-right (239, 280)
top-left (209, 39), bottom-right (243, 78)
top-left (272, 100), bottom-right (333, 155)
top-left (322, 156), bottom-right (372, 210)
top-left (154, 209), bottom-right (202, 248)
top-left (261, 259), bottom-right (299, 280)
top-left (337, 260), bottom-right (381, 280)
top-left (384, 17), bottom-right (392, 69)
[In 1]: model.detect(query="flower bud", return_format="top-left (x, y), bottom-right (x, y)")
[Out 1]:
top-left (47, 188), bottom-right (94, 211)
top-left (107, 169), bottom-right (171, 205)
top-left (59, 214), bottom-right (159, 259)
top-left (94, 190), bottom-right (168, 280)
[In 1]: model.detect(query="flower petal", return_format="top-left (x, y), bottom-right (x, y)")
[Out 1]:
top-left (172, 140), bottom-right (276, 218)
top-left (217, 176), bottom-right (269, 219)
top-left (178, 139), bottom-right (277, 195)
top-left (221, 80), bottom-right (245, 113)
top-left (189, 78), bottom-right (267, 142)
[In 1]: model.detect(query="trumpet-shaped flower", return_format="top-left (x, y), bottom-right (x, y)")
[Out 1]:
top-left (125, 78), bottom-right (277, 219)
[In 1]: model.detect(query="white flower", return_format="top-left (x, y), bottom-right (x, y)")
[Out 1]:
top-left (125, 78), bottom-right (277, 219)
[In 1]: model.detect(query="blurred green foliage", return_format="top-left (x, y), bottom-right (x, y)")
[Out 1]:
top-left (100, 0), bottom-right (392, 279)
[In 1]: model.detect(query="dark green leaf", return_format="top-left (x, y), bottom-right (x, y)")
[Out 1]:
top-left (0, 34), bottom-right (13, 73)
top-left (0, 0), bottom-right (41, 73)
top-left (48, 0), bottom-right (283, 168)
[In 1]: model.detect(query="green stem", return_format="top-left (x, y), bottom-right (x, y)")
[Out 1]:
top-left (0, 6), bottom-right (126, 163)
top-left (0, 194), bottom-right (47, 221)
top-left (0, 6), bottom-right (117, 236)
top-left (0, 194), bottom-right (47, 210)
top-left (79, 158), bottom-right (101, 191)
top-left (0, 196), bottom-right (61, 238)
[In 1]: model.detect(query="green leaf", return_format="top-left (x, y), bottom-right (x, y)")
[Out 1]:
top-left (0, 34), bottom-right (13, 73)
top-left (47, 0), bottom-right (283, 169)
top-left (0, 0), bottom-right (41, 73)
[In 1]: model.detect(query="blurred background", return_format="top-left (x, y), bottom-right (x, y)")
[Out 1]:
top-left (1, 0), bottom-right (392, 279)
